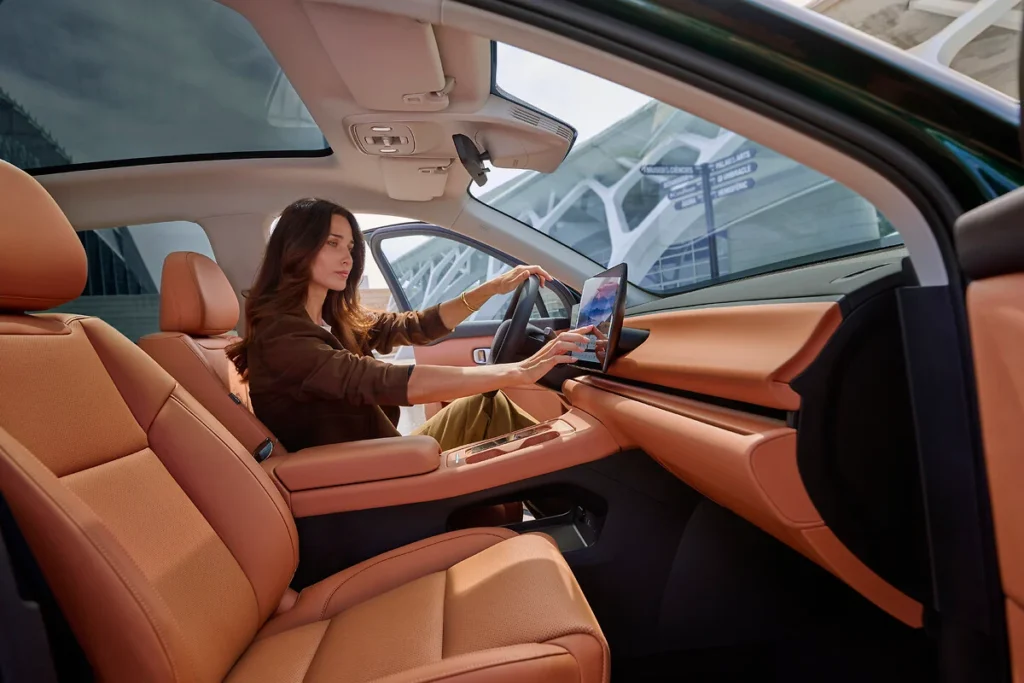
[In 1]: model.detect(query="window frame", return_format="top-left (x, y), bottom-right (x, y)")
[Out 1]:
top-left (366, 222), bottom-right (576, 324)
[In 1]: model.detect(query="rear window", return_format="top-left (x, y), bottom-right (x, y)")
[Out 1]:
top-left (0, 0), bottom-right (327, 173)
top-left (43, 222), bottom-right (219, 342)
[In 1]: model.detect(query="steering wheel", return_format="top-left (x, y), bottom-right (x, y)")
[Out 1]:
top-left (489, 274), bottom-right (540, 365)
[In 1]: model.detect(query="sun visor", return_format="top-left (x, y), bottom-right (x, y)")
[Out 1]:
top-left (380, 157), bottom-right (451, 201)
top-left (302, 3), bottom-right (452, 111)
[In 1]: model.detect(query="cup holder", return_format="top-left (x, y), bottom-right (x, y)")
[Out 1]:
top-left (465, 429), bottom-right (560, 464)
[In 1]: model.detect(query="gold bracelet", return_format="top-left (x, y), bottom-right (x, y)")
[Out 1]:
top-left (460, 291), bottom-right (480, 312)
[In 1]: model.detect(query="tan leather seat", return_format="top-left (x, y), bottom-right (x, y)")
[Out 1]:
top-left (139, 252), bottom-right (282, 457)
top-left (0, 160), bottom-right (609, 683)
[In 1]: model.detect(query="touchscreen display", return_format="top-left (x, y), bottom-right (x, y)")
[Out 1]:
top-left (571, 272), bottom-right (622, 368)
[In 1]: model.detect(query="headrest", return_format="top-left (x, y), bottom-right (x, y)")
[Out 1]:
top-left (160, 252), bottom-right (239, 336)
top-left (0, 161), bottom-right (87, 311)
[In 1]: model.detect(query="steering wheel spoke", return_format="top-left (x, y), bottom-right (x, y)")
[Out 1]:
top-left (488, 275), bottom-right (541, 365)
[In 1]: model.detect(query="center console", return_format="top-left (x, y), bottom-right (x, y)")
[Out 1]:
top-left (262, 408), bottom-right (620, 519)
top-left (447, 419), bottom-right (576, 466)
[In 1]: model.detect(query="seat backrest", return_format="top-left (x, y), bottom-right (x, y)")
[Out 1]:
top-left (139, 252), bottom-right (284, 456)
top-left (0, 161), bottom-right (298, 683)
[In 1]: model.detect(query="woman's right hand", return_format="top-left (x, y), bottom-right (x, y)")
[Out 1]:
top-left (512, 326), bottom-right (593, 385)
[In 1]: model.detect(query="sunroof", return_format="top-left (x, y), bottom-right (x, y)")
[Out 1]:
top-left (0, 0), bottom-right (328, 174)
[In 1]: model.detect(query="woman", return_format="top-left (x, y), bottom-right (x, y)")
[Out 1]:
top-left (227, 198), bottom-right (591, 453)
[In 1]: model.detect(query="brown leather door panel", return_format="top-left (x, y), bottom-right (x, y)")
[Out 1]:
top-left (414, 336), bottom-right (565, 422)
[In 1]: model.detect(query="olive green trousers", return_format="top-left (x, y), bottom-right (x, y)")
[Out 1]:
top-left (412, 390), bottom-right (537, 451)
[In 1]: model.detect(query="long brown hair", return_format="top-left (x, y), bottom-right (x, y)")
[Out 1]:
top-left (227, 198), bottom-right (372, 377)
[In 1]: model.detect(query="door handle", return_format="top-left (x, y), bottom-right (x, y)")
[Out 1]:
top-left (473, 348), bottom-right (490, 364)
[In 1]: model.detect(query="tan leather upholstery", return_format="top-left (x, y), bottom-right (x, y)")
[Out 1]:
top-left (160, 251), bottom-right (239, 336)
top-left (966, 273), bottom-right (1024, 681)
top-left (0, 161), bottom-right (87, 311)
top-left (245, 529), bottom-right (608, 683)
top-left (275, 436), bottom-right (441, 491)
top-left (140, 252), bottom-right (274, 456)
top-left (0, 161), bottom-right (608, 683)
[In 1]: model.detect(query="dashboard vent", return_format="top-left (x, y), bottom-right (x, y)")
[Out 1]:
top-left (510, 105), bottom-right (572, 142)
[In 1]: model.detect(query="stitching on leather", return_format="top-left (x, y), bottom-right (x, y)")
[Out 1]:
top-left (172, 334), bottom-right (224, 388)
top-left (317, 531), bottom-right (513, 620)
top-left (0, 440), bottom-right (182, 681)
top-left (547, 633), bottom-right (609, 683)
top-left (184, 252), bottom-right (205, 334)
top-left (376, 650), bottom-right (565, 683)
top-left (295, 620), bottom-right (330, 682)
top-left (78, 318), bottom-right (175, 433)
top-left (165, 336), bottom-right (271, 447)
top-left (168, 393), bottom-right (299, 563)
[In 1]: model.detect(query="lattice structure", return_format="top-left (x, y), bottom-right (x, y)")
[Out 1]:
top-left (475, 103), bottom-right (890, 292)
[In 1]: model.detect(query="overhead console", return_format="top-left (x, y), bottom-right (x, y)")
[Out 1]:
top-left (294, 3), bottom-right (575, 200)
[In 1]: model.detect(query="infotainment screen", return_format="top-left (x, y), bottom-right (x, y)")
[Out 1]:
top-left (571, 263), bottom-right (627, 372)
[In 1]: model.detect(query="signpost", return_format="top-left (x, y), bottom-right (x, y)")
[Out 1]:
top-left (642, 149), bottom-right (759, 279)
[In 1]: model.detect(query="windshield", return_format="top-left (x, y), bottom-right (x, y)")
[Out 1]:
top-left (473, 43), bottom-right (902, 296)
top-left (0, 0), bottom-right (327, 173)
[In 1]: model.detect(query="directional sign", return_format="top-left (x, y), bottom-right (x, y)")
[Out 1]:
top-left (668, 185), bottom-right (701, 201)
top-left (711, 162), bottom-right (757, 186)
top-left (661, 173), bottom-right (698, 189)
top-left (710, 178), bottom-right (755, 199)
top-left (709, 148), bottom-right (757, 172)
top-left (674, 195), bottom-right (705, 211)
top-left (640, 164), bottom-right (700, 176)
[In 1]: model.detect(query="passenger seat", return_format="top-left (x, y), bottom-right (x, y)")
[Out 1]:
top-left (0, 160), bottom-right (608, 683)
top-left (139, 251), bottom-right (282, 457)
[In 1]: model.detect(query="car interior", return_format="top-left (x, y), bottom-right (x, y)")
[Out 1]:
top-left (1, 0), bottom-right (1023, 681)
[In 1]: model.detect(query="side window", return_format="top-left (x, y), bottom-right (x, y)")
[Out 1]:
top-left (353, 214), bottom-right (418, 316)
top-left (43, 221), bottom-right (218, 341)
top-left (377, 234), bottom-right (568, 322)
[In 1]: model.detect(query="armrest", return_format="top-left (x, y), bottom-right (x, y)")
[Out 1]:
top-left (276, 436), bottom-right (441, 491)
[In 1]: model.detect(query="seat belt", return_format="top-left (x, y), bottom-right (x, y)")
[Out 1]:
top-left (0, 521), bottom-right (59, 683)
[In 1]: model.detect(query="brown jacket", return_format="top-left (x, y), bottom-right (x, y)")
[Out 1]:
top-left (247, 305), bottom-right (451, 451)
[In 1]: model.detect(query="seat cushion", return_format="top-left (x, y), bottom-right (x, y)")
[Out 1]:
top-left (230, 531), bottom-right (608, 683)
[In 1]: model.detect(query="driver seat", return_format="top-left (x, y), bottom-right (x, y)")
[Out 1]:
top-left (139, 251), bottom-right (284, 457)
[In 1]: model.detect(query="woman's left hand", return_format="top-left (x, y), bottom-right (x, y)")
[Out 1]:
top-left (486, 264), bottom-right (554, 295)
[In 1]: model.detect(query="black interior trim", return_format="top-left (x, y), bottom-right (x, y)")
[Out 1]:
top-left (570, 372), bottom-right (789, 421)
top-left (23, 147), bottom-right (334, 176)
top-left (790, 285), bottom-right (930, 605)
top-left (898, 284), bottom-right (1009, 679)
